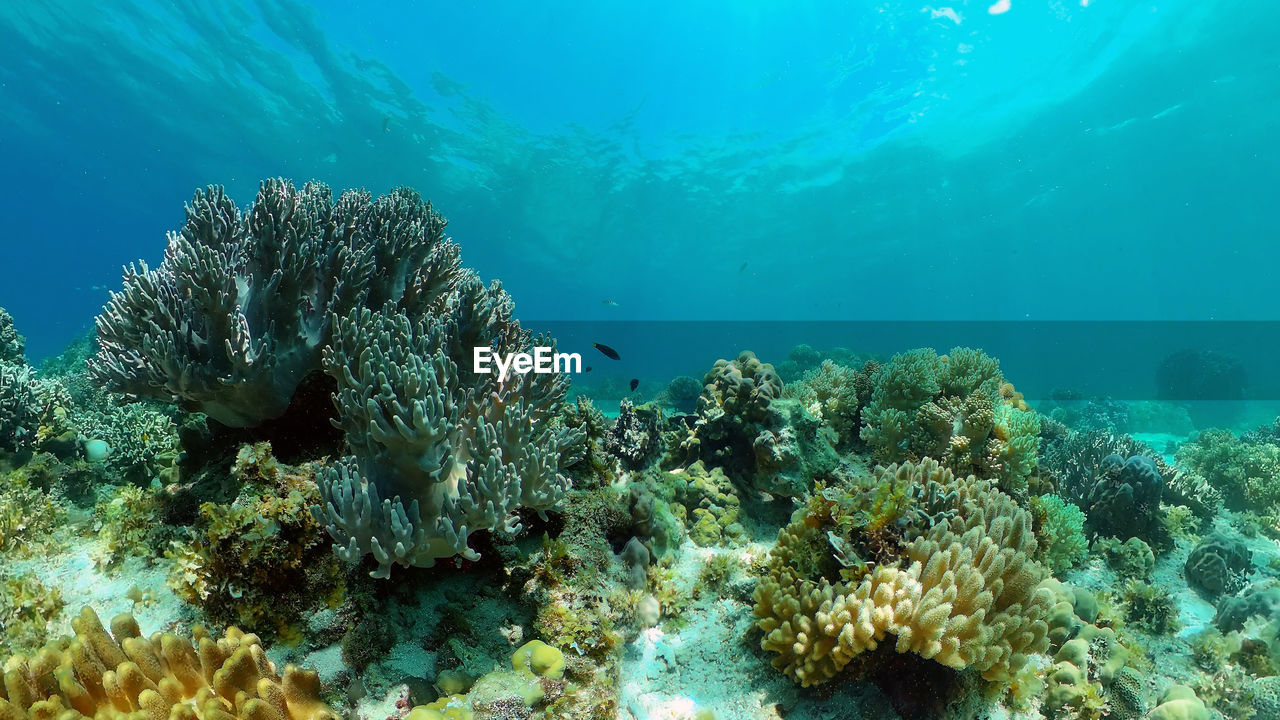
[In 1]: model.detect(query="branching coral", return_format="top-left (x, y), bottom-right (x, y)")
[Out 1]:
top-left (314, 288), bottom-right (579, 578)
top-left (753, 458), bottom-right (1051, 686)
top-left (859, 348), bottom-right (1040, 497)
top-left (0, 307), bottom-right (23, 364)
top-left (71, 400), bottom-right (179, 486)
top-left (1177, 429), bottom-right (1280, 511)
top-left (787, 359), bottom-right (877, 448)
top-left (1031, 494), bottom-right (1089, 573)
top-left (91, 179), bottom-right (462, 428)
top-left (0, 606), bottom-right (336, 720)
top-left (0, 361), bottom-right (38, 454)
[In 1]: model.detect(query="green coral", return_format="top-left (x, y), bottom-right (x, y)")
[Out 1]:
top-left (1095, 537), bottom-right (1156, 581)
top-left (667, 461), bottom-right (743, 546)
top-left (1119, 580), bottom-right (1180, 634)
top-left (0, 469), bottom-right (64, 556)
top-left (787, 359), bottom-right (875, 448)
top-left (167, 455), bottom-right (344, 635)
top-left (859, 347), bottom-right (1040, 496)
top-left (0, 571), bottom-right (64, 655)
top-left (409, 641), bottom-right (569, 720)
top-left (1031, 494), bottom-right (1089, 573)
top-left (1176, 429), bottom-right (1280, 511)
top-left (90, 484), bottom-right (165, 568)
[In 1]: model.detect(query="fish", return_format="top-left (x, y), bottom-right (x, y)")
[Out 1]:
top-left (738, 261), bottom-right (748, 273)
top-left (593, 343), bottom-right (621, 360)
top-left (630, 378), bottom-right (639, 391)
top-left (602, 299), bottom-right (619, 307)
top-left (382, 116), bottom-right (390, 133)
top-left (584, 366), bottom-right (593, 373)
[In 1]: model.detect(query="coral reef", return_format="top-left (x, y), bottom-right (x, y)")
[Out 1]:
top-left (683, 350), bottom-right (838, 497)
top-left (12, 222), bottom-right (1280, 720)
top-left (0, 607), bottom-right (336, 720)
top-left (787, 358), bottom-right (877, 448)
top-left (859, 347), bottom-right (1040, 496)
top-left (169, 454), bottom-right (344, 633)
top-left (754, 458), bottom-right (1051, 686)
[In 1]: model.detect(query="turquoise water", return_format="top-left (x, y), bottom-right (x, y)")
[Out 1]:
top-left (5, 5), bottom-right (1280, 720)
top-left (3, 0), bottom-right (1277, 360)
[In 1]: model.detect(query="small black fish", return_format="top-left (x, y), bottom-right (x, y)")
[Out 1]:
top-left (630, 378), bottom-right (639, 392)
top-left (584, 366), bottom-right (593, 373)
top-left (739, 261), bottom-right (748, 273)
top-left (593, 343), bottom-right (621, 361)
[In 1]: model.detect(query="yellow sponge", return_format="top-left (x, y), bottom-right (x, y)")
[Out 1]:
top-left (510, 640), bottom-right (565, 680)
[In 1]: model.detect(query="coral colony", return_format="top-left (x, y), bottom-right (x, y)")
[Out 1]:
top-left (5, 179), bottom-right (1280, 720)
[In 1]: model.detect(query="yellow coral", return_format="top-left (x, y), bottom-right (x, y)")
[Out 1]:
top-left (753, 459), bottom-right (1051, 686)
top-left (0, 607), bottom-right (336, 720)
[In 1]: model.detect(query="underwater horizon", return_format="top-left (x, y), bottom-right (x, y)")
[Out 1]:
top-left (3, 2), bottom-right (1280, 720)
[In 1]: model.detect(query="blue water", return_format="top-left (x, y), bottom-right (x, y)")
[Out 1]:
top-left (1, 0), bottom-right (1277, 362)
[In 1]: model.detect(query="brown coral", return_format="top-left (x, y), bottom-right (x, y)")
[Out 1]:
top-left (0, 607), bottom-right (335, 720)
top-left (753, 459), bottom-right (1052, 686)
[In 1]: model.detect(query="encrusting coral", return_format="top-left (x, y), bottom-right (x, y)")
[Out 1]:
top-left (753, 458), bottom-right (1051, 687)
top-left (0, 606), bottom-right (336, 720)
